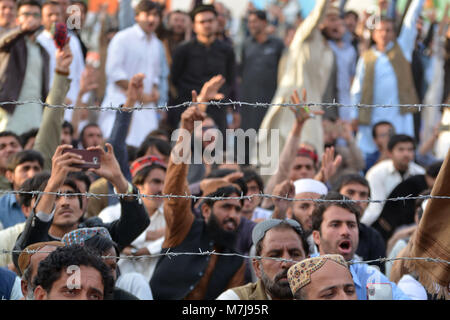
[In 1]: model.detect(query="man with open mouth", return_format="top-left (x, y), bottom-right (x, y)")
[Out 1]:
top-left (310, 192), bottom-right (411, 300)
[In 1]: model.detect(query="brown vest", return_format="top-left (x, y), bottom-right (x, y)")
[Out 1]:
top-left (232, 279), bottom-right (270, 300)
top-left (359, 42), bottom-right (419, 125)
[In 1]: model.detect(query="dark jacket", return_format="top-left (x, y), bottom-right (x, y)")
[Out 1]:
top-left (150, 219), bottom-right (244, 300)
top-left (356, 223), bottom-right (387, 273)
top-left (12, 189), bottom-right (150, 270)
top-left (0, 27), bottom-right (50, 114)
top-left (372, 174), bottom-right (428, 242)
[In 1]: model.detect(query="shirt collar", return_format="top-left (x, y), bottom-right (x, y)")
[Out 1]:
top-left (133, 23), bottom-right (154, 40)
top-left (8, 193), bottom-right (18, 207)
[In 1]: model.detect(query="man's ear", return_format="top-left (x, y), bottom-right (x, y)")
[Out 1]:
top-left (5, 169), bottom-right (14, 184)
top-left (312, 230), bottom-right (321, 248)
top-left (286, 207), bottom-right (293, 219)
top-left (21, 205), bottom-right (31, 218)
top-left (201, 203), bottom-right (211, 221)
top-left (33, 286), bottom-right (48, 300)
top-left (20, 279), bottom-right (28, 298)
top-left (252, 258), bottom-right (262, 280)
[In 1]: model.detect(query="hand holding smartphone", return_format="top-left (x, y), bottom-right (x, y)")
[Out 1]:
top-left (62, 149), bottom-right (101, 170)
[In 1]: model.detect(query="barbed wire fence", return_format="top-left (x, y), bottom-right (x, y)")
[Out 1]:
top-left (0, 99), bottom-right (449, 269)
top-left (1, 248), bottom-right (449, 266)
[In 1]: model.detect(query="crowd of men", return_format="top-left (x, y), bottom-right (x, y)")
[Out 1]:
top-left (0, 0), bottom-right (449, 300)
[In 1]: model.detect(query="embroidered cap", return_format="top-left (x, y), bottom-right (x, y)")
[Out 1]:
top-left (287, 254), bottom-right (348, 294)
top-left (130, 155), bottom-right (166, 178)
top-left (62, 227), bottom-right (112, 247)
top-left (18, 241), bottom-right (65, 276)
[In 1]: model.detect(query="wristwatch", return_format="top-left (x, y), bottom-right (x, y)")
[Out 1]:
top-left (130, 248), bottom-right (138, 256)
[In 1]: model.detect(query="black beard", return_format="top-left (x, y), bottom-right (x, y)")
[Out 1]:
top-left (260, 266), bottom-right (293, 300)
top-left (205, 211), bottom-right (238, 251)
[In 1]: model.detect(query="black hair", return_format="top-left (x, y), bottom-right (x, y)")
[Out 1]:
top-left (17, 0), bottom-right (41, 10)
top-left (344, 10), bottom-right (358, 21)
top-left (190, 4), bottom-right (217, 21)
top-left (41, 0), bottom-right (60, 8)
top-left (248, 9), bottom-right (267, 21)
top-left (68, 171), bottom-right (92, 192)
top-left (311, 192), bottom-right (361, 233)
top-left (136, 136), bottom-right (171, 159)
top-left (387, 134), bottom-right (416, 152)
top-left (0, 131), bottom-right (21, 144)
top-left (71, 0), bottom-right (87, 14)
top-left (32, 245), bottom-right (115, 300)
top-left (6, 149), bottom-right (44, 172)
top-left (19, 128), bottom-right (39, 148)
top-left (202, 185), bottom-right (245, 208)
top-left (134, 0), bottom-right (162, 17)
top-left (35, 177), bottom-right (83, 211)
top-left (425, 161), bottom-right (443, 178)
top-left (79, 123), bottom-right (102, 148)
top-left (62, 120), bottom-right (74, 136)
top-left (131, 162), bottom-right (166, 186)
top-left (371, 121), bottom-right (394, 139)
top-left (334, 173), bottom-right (371, 198)
top-left (255, 221), bottom-right (310, 257)
top-left (242, 168), bottom-right (264, 193)
top-left (18, 171), bottom-right (51, 207)
top-left (84, 234), bottom-right (120, 258)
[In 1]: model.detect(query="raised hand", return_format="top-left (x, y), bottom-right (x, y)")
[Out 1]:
top-left (196, 75), bottom-right (226, 112)
top-left (315, 146), bottom-right (342, 183)
top-left (87, 143), bottom-right (128, 193)
top-left (289, 89), bottom-right (324, 133)
top-left (47, 144), bottom-right (85, 190)
top-left (55, 44), bottom-right (73, 75)
top-left (272, 179), bottom-right (295, 218)
top-left (180, 91), bottom-right (206, 133)
top-left (124, 73), bottom-right (145, 108)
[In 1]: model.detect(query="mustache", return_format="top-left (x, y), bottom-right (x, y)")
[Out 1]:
top-left (223, 217), bottom-right (238, 228)
top-left (274, 269), bottom-right (288, 282)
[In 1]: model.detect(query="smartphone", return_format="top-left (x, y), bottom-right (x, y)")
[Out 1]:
top-left (62, 149), bottom-right (101, 169)
top-left (367, 283), bottom-right (393, 300)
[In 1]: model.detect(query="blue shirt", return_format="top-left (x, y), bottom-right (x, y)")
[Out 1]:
top-left (350, 0), bottom-right (425, 158)
top-left (0, 193), bottom-right (26, 229)
top-left (310, 253), bottom-right (411, 300)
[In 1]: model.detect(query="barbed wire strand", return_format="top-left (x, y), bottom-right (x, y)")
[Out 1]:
top-left (1, 249), bottom-right (448, 265)
top-left (0, 99), bottom-right (448, 112)
top-left (2, 189), bottom-right (449, 203)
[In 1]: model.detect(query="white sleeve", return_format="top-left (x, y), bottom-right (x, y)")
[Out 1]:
top-left (361, 168), bottom-right (385, 226)
top-left (397, 275), bottom-right (428, 300)
top-left (10, 276), bottom-right (24, 300)
top-left (216, 289), bottom-right (241, 300)
top-left (145, 236), bottom-right (164, 255)
top-left (105, 33), bottom-right (128, 83)
top-left (397, 0), bottom-right (426, 62)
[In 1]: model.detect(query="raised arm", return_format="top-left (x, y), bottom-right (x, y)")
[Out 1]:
top-left (108, 73), bottom-right (146, 181)
top-left (397, 0), bottom-right (425, 61)
top-left (162, 93), bottom-right (206, 248)
top-left (34, 45), bottom-right (73, 171)
top-left (85, 143), bottom-right (150, 249)
top-left (290, 0), bottom-right (330, 51)
top-left (262, 89), bottom-right (323, 208)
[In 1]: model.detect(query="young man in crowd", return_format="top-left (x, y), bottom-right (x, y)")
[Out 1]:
top-left (364, 134), bottom-right (425, 226)
top-left (311, 192), bottom-right (410, 300)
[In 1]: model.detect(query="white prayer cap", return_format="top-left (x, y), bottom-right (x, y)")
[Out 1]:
top-left (294, 179), bottom-right (328, 196)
